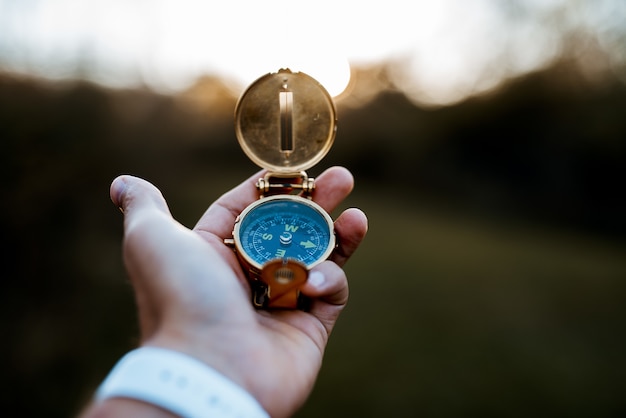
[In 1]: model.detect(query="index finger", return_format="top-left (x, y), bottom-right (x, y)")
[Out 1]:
top-left (193, 169), bottom-right (264, 239)
top-left (194, 166), bottom-right (355, 239)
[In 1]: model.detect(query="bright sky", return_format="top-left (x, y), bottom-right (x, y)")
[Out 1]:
top-left (0, 0), bottom-right (624, 105)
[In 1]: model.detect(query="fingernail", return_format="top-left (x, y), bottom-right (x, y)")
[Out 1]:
top-left (308, 271), bottom-right (325, 289)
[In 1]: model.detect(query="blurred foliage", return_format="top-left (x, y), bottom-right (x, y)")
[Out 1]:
top-left (1, 59), bottom-right (625, 417)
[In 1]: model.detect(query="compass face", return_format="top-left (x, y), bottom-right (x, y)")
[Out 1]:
top-left (234, 196), bottom-right (335, 270)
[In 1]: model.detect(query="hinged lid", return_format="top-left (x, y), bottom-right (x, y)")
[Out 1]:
top-left (234, 69), bottom-right (337, 173)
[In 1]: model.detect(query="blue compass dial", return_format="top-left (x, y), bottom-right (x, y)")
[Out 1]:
top-left (237, 197), bottom-right (334, 268)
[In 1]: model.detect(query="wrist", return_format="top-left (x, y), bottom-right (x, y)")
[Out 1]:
top-left (83, 397), bottom-right (178, 418)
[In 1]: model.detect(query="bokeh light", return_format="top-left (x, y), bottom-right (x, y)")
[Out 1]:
top-left (1, 0), bottom-right (624, 103)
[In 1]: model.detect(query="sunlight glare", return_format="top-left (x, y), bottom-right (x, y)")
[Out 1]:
top-left (0, 0), bottom-right (623, 105)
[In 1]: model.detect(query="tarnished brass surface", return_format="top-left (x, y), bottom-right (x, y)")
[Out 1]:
top-left (234, 68), bottom-right (337, 173)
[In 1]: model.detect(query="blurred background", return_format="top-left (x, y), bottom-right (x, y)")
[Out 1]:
top-left (1, 0), bottom-right (625, 416)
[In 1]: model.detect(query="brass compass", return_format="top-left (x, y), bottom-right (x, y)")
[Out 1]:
top-left (226, 68), bottom-right (337, 309)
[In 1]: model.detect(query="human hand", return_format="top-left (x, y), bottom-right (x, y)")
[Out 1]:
top-left (90, 166), bottom-right (367, 418)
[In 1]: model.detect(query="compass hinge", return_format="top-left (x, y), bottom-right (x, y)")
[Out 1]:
top-left (256, 171), bottom-right (315, 198)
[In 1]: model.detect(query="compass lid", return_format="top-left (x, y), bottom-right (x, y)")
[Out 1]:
top-left (234, 69), bottom-right (337, 173)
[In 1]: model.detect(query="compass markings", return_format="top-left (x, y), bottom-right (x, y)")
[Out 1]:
top-left (285, 224), bottom-right (299, 232)
top-left (299, 240), bottom-right (316, 249)
top-left (240, 204), bottom-right (331, 266)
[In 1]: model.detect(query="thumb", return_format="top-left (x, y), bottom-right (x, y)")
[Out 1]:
top-left (110, 175), bottom-right (252, 336)
top-left (110, 175), bottom-right (172, 224)
top-left (110, 175), bottom-right (177, 338)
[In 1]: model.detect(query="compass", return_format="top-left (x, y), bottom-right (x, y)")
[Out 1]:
top-left (234, 195), bottom-right (335, 270)
top-left (227, 68), bottom-right (337, 309)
